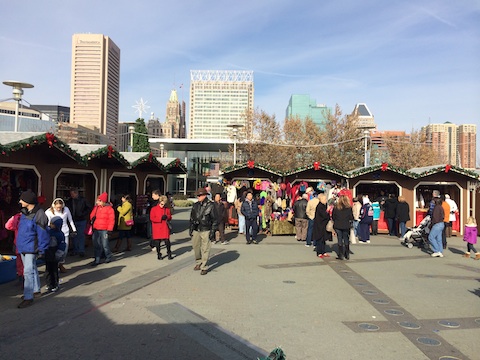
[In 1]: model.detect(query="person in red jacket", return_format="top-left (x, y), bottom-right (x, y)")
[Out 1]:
top-left (89, 192), bottom-right (115, 266)
top-left (150, 195), bottom-right (173, 260)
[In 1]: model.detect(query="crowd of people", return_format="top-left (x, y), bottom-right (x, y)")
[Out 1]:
top-left (4, 183), bottom-right (476, 308)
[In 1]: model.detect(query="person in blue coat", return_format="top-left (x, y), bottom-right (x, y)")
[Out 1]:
top-left (371, 201), bottom-right (381, 235)
top-left (16, 190), bottom-right (50, 308)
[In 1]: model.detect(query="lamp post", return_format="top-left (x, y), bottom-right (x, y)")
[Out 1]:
top-left (3, 81), bottom-right (34, 132)
top-left (128, 125), bottom-right (135, 152)
top-left (160, 143), bottom-right (164, 158)
top-left (363, 129), bottom-right (370, 167)
top-left (227, 123), bottom-right (244, 165)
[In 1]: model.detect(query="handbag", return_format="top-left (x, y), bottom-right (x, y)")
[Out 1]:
top-left (84, 223), bottom-right (93, 236)
top-left (326, 219), bottom-right (334, 233)
top-left (125, 219), bottom-right (134, 226)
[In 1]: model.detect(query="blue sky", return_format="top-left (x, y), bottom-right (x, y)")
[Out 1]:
top-left (1, 0), bottom-right (479, 162)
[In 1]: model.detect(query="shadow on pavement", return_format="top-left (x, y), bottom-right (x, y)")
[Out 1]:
top-left (208, 250), bottom-right (240, 272)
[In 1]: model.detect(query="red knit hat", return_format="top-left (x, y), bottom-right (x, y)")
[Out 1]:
top-left (97, 192), bottom-right (108, 202)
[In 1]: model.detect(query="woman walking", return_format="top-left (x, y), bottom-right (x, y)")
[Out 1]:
top-left (150, 195), bottom-right (173, 260)
top-left (396, 196), bottom-right (410, 239)
top-left (332, 195), bottom-right (354, 260)
top-left (428, 198), bottom-right (445, 257)
top-left (114, 194), bottom-right (134, 252)
top-left (312, 193), bottom-right (330, 258)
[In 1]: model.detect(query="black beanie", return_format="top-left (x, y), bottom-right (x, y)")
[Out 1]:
top-left (20, 190), bottom-right (37, 205)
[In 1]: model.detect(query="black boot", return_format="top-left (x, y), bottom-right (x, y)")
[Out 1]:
top-left (337, 245), bottom-right (344, 260)
top-left (166, 240), bottom-right (173, 260)
top-left (345, 244), bottom-right (350, 260)
top-left (157, 246), bottom-right (162, 260)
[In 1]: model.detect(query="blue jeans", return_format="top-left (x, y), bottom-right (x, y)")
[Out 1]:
top-left (306, 219), bottom-right (314, 245)
top-left (429, 222), bottom-right (444, 253)
top-left (92, 230), bottom-right (113, 263)
top-left (387, 217), bottom-right (397, 236)
top-left (21, 253), bottom-right (41, 300)
top-left (335, 228), bottom-right (349, 247)
top-left (238, 214), bottom-right (245, 233)
top-left (353, 220), bottom-right (359, 237)
top-left (399, 222), bottom-right (407, 238)
top-left (72, 220), bottom-right (87, 254)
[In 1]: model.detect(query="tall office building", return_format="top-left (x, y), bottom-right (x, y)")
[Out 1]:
top-left (422, 122), bottom-right (476, 168)
top-left (70, 33), bottom-right (120, 145)
top-left (349, 103), bottom-right (376, 129)
top-left (285, 94), bottom-right (329, 128)
top-left (189, 70), bottom-right (254, 139)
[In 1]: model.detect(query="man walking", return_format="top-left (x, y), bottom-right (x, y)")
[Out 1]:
top-left (190, 188), bottom-right (218, 275)
top-left (66, 188), bottom-right (90, 257)
top-left (16, 190), bottom-right (50, 308)
top-left (241, 191), bottom-right (260, 244)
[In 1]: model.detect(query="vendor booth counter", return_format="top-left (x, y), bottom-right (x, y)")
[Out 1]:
top-left (270, 220), bottom-right (295, 235)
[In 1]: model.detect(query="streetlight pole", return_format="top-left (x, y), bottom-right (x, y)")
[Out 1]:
top-left (128, 125), bottom-right (134, 152)
top-left (227, 123), bottom-right (244, 165)
top-left (364, 129), bottom-right (370, 167)
top-left (3, 81), bottom-right (34, 132)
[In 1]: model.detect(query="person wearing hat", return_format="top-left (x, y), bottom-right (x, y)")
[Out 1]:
top-left (16, 190), bottom-right (50, 308)
top-left (89, 192), bottom-right (115, 266)
top-left (189, 187), bottom-right (218, 275)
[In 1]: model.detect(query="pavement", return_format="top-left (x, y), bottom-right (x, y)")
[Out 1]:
top-left (1, 207), bottom-right (479, 360)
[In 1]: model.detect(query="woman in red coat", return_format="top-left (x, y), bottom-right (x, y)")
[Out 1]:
top-left (150, 195), bottom-right (173, 260)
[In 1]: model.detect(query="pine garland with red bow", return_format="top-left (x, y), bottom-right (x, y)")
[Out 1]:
top-left (247, 160), bottom-right (255, 169)
top-left (45, 133), bottom-right (56, 147)
top-left (445, 164), bottom-right (451, 173)
top-left (381, 162), bottom-right (388, 171)
top-left (313, 161), bottom-right (320, 171)
top-left (107, 145), bottom-right (114, 158)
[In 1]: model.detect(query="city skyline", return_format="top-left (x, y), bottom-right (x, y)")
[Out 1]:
top-left (0, 1), bottom-right (478, 161)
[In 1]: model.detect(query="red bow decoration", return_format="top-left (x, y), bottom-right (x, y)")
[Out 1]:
top-left (148, 152), bottom-right (153, 162)
top-left (313, 161), bottom-right (320, 171)
top-left (45, 133), bottom-right (55, 147)
top-left (175, 158), bottom-right (180, 167)
top-left (445, 164), bottom-right (451, 173)
top-left (381, 162), bottom-right (388, 171)
top-left (107, 145), bottom-right (114, 158)
top-left (247, 160), bottom-right (254, 169)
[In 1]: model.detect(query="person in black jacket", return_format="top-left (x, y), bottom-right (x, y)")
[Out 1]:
top-left (293, 194), bottom-right (309, 243)
top-left (240, 191), bottom-right (260, 244)
top-left (384, 194), bottom-right (398, 236)
top-left (396, 195), bottom-right (410, 239)
top-left (312, 194), bottom-right (330, 258)
top-left (213, 193), bottom-right (228, 244)
top-left (65, 188), bottom-right (90, 257)
top-left (190, 188), bottom-right (218, 275)
top-left (332, 195), bottom-right (354, 260)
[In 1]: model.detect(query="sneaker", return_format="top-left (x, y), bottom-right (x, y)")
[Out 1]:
top-left (50, 286), bottom-right (59, 293)
top-left (431, 252), bottom-right (440, 257)
top-left (359, 241), bottom-right (366, 244)
top-left (305, 244), bottom-right (311, 247)
top-left (366, 240), bottom-right (371, 244)
top-left (438, 253), bottom-right (444, 258)
top-left (17, 299), bottom-right (34, 309)
top-left (221, 241), bottom-right (229, 245)
top-left (252, 240), bottom-right (258, 244)
top-left (317, 254), bottom-right (324, 258)
top-left (200, 269), bottom-right (208, 275)
top-left (323, 253), bottom-right (330, 257)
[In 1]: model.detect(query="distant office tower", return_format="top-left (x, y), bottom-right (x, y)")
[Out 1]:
top-left (285, 94), bottom-right (330, 128)
top-left (31, 105), bottom-right (70, 123)
top-left (457, 124), bottom-right (476, 168)
top-left (70, 34), bottom-right (120, 145)
top-left (189, 70), bottom-right (254, 139)
top-left (164, 89), bottom-right (181, 138)
top-left (422, 122), bottom-right (476, 168)
top-left (349, 103), bottom-right (376, 129)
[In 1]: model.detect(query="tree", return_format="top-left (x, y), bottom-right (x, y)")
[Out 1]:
top-left (133, 118), bottom-right (150, 152)
top-left (382, 129), bottom-right (441, 168)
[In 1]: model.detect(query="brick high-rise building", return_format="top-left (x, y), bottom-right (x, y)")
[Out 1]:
top-left (422, 122), bottom-right (477, 169)
top-left (70, 34), bottom-right (120, 145)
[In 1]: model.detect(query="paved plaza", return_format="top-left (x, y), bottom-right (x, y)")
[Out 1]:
top-left (1, 207), bottom-right (479, 359)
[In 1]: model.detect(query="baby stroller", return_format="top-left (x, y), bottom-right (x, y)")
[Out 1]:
top-left (402, 215), bottom-right (431, 249)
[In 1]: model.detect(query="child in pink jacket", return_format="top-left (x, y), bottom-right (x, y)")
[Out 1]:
top-left (5, 213), bottom-right (24, 277)
top-left (463, 216), bottom-right (479, 260)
